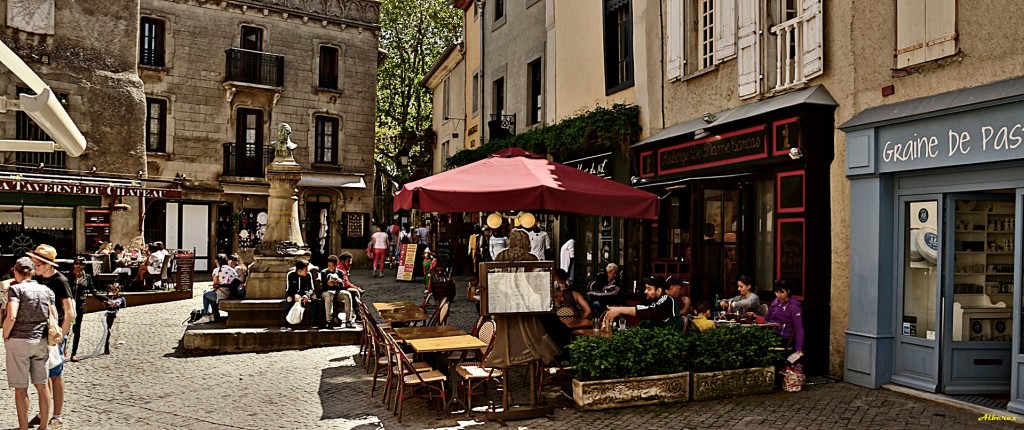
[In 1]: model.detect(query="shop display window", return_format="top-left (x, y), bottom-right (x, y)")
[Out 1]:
top-left (951, 198), bottom-right (1014, 343)
top-left (902, 201), bottom-right (938, 340)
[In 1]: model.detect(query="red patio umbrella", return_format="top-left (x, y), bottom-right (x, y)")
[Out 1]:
top-left (393, 148), bottom-right (658, 219)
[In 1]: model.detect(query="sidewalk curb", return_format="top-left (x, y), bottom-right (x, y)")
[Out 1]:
top-left (883, 384), bottom-right (1024, 425)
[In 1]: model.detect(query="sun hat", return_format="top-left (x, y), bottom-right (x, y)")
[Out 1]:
top-left (27, 244), bottom-right (59, 267)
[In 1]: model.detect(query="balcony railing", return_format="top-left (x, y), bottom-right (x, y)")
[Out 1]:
top-left (488, 113), bottom-right (516, 140)
top-left (223, 143), bottom-right (274, 178)
top-left (139, 48), bottom-right (165, 67)
top-left (770, 15), bottom-right (804, 91)
top-left (225, 48), bottom-right (285, 87)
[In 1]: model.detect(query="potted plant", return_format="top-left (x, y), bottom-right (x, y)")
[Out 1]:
top-left (568, 327), bottom-right (692, 411)
top-left (685, 325), bottom-right (783, 401)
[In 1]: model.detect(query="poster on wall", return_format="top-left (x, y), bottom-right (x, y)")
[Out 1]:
top-left (909, 201), bottom-right (938, 268)
top-left (396, 243), bottom-right (417, 281)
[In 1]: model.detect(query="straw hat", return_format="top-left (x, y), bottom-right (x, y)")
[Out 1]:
top-left (27, 244), bottom-right (59, 267)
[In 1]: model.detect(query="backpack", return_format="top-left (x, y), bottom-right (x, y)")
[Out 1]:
top-left (229, 280), bottom-right (246, 299)
top-left (184, 309), bottom-right (204, 325)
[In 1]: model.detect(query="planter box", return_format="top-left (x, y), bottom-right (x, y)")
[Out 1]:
top-left (690, 366), bottom-right (775, 402)
top-left (572, 372), bottom-right (690, 411)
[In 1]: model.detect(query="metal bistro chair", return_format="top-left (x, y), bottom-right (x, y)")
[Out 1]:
top-left (555, 305), bottom-right (579, 326)
top-left (456, 320), bottom-right (507, 415)
top-left (387, 333), bottom-right (447, 423)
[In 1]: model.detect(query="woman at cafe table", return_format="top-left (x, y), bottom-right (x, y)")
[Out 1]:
top-left (553, 268), bottom-right (590, 322)
top-left (603, 276), bottom-right (681, 330)
top-left (765, 279), bottom-right (804, 353)
top-left (718, 274), bottom-right (761, 315)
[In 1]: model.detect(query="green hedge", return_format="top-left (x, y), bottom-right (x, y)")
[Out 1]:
top-left (568, 326), bottom-right (783, 381)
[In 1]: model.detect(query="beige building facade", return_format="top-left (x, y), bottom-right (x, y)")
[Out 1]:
top-left (0, 0), bottom-right (148, 262)
top-left (139, 0), bottom-right (380, 270)
top-left (423, 42), bottom-right (465, 174)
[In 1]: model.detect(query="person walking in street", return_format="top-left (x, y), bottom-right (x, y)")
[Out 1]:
top-left (3, 257), bottom-right (56, 430)
top-left (69, 256), bottom-right (108, 362)
top-left (100, 283), bottom-right (126, 355)
top-left (28, 244), bottom-right (73, 430)
top-left (370, 224), bottom-right (389, 278)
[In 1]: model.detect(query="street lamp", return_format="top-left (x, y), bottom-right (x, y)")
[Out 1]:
top-left (397, 149), bottom-right (410, 166)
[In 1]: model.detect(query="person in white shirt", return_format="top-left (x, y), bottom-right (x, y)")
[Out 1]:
top-left (528, 226), bottom-right (551, 260)
top-left (370, 225), bottom-right (390, 278)
top-left (195, 254), bottom-right (237, 324)
top-left (489, 227), bottom-right (508, 260)
top-left (560, 238), bottom-right (575, 285)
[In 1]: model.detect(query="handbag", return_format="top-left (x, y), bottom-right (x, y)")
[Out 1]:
top-left (46, 345), bottom-right (62, 370)
top-left (285, 301), bottom-right (305, 325)
top-left (46, 313), bottom-right (63, 347)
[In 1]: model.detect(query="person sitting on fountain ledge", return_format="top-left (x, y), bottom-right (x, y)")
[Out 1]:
top-left (283, 259), bottom-right (314, 329)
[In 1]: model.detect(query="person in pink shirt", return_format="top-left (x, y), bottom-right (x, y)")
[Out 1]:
top-left (370, 225), bottom-right (390, 278)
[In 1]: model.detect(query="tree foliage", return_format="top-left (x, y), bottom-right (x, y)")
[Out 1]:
top-left (375, 0), bottom-right (461, 190)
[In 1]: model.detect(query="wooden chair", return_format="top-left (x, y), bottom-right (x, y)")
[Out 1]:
top-left (758, 303), bottom-right (769, 316)
top-left (380, 330), bottom-right (432, 408)
top-left (423, 297), bottom-right (449, 327)
top-left (368, 318), bottom-right (430, 399)
top-left (456, 322), bottom-right (506, 415)
top-left (389, 334), bottom-right (447, 423)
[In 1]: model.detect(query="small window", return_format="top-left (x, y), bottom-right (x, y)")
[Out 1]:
top-left (495, 0), bottom-right (505, 21)
top-left (492, 77), bottom-right (505, 116)
top-left (146, 98), bottom-right (168, 153)
top-left (895, 0), bottom-right (957, 68)
top-left (471, 72), bottom-right (479, 115)
top-left (699, 0), bottom-right (714, 69)
top-left (441, 140), bottom-right (450, 167)
top-left (319, 45), bottom-right (339, 90)
top-left (241, 25), bottom-right (263, 51)
top-left (527, 58), bottom-right (542, 125)
top-left (314, 116), bottom-right (340, 165)
top-left (15, 87), bottom-right (68, 169)
top-left (603, 0), bottom-right (634, 93)
top-left (442, 76), bottom-right (451, 120)
top-left (140, 17), bottom-right (166, 67)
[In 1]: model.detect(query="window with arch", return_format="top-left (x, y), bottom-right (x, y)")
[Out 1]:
top-left (314, 115), bottom-right (340, 165)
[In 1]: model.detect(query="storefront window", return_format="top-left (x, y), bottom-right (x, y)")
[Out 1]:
top-left (903, 201), bottom-right (938, 340)
top-left (702, 188), bottom-right (740, 298)
top-left (952, 198), bottom-right (1013, 342)
top-left (755, 179), bottom-right (775, 293)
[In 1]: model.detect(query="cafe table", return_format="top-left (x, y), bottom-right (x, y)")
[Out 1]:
top-left (373, 301), bottom-right (420, 312)
top-left (407, 334), bottom-right (488, 415)
top-left (572, 328), bottom-right (614, 338)
top-left (713, 320), bottom-right (781, 328)
top-left (393, 325), bottom-right (465, 341)
top-left (379, 308), bottom-right (430, 324)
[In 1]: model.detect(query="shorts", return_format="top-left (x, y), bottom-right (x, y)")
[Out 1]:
top-left (5, 337), bottom-right (49, 388)
top-left (48, 337), bottom-right (67, 378)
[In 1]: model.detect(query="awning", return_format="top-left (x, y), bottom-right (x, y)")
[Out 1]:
top-left (840, 75), bottom-right (1024, 131)
top-left (221, 184), bottom-right (270, 196)
top-left (297, 172), bottom-right (366, 189)
top-left (0, 205), bottom-right (20, 225)
top-left (23, 206), bottom-right (73, 230)
top-left (634, 85), bottom-right (837, 148)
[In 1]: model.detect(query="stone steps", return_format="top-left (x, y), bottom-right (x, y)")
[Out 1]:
top-left (183, 322), bottom-right (361, 355)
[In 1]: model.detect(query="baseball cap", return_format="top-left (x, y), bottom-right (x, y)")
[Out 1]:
top-left (643, 275), bottom-right (667, 290)
top-left (666, 276), bottom-right (689, 287)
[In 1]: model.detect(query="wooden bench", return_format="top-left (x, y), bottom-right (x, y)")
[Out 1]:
top-left (219, 299), bottom-right (301, 328)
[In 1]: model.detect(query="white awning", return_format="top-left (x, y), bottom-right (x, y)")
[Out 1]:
top-left (297, 173), bottom-right (366, 189)
top-left (222, 184), bottom-right (270, 196)
top-left (0, 205), bottom-right (21, 225)
top-left (24, 206), bottom-right (73, 230)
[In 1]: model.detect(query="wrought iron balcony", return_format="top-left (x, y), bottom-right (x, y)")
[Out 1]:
top-left (488, 113), bottom-right (516, 140)
top-left (225, 48), bottom-right (285, 87)
top-left (139, 48), bottom-right (165, 68)
top-left (223, 143), bottom-right (274, 178)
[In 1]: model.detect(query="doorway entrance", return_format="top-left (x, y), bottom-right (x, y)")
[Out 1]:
top-left (305, 197), bottom-right (332, 268)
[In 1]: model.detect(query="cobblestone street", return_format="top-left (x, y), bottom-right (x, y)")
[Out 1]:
top-left (1, 268), bottom-right (1018, 429)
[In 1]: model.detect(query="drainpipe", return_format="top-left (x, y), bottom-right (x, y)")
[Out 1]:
top-left (478, 0), bottom-right (486, 144)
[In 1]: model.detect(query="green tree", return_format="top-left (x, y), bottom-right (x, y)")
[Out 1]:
top-left (375, 0), bottom-right (461, 194)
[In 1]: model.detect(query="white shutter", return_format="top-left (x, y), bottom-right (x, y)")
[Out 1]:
top-left (714, 0), bottom-right (736, 62)
top-left (666, 0), bottom-right (683, 79)
top-left (736, 0), bottom-right (759, 98)
top-left (801, 0), bottom-right (823, 79)
top-left (924, 0), bottom-right (956, 61)
top-left (895, 0), bottom-right (927, 68)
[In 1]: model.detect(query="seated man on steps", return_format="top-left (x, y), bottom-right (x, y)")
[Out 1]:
top-left (320, 255), bottom-right (353, 329)
top-left (336, 252), bottom-right (364, 324)
top-left (284, 259), bottom-right (314, 328)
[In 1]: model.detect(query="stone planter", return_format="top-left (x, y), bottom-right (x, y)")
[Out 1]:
top-left (690, 366), bottom-right (775, 402)
top-left (572, 372), bottom-right (690, 411)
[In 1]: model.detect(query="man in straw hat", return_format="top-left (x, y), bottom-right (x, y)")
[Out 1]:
top-left (28, 244), bottom-right (74, 429)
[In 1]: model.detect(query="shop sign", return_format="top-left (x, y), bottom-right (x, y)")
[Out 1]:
top-left (0, 178), bottom-right (182, 199)
top-left (565, 152), bottom-right (612, 179)
top-left (877, 100), bottom-right (1024, 173)
top-left (657, 125), bottom-right (767, 174)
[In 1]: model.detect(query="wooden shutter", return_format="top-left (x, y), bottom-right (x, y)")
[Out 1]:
top-left (714, 0), bottom-right (736, 62)
top-left (895, 0), bottom-right (927, 67)
top-left (736, 0), bottom-right (759, 98)
top-left (666, 0), bottom-right (683, 79)
top-left (924, 0), bottom-right (956, 62)
top-left (800, 0), bottom-right (823, 79)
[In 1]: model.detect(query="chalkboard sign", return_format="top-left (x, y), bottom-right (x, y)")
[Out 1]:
top-left (173, 250), bottom-right (196, 292)
top-left (435, 239), bottom-right (452, 267)
top-left (341, 212), bottom-right (369, 248)
top-left (777, 219), bottom-right (804, 297)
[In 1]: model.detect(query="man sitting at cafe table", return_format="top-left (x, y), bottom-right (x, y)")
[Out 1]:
top-left (665, 276), bottom-right (692, 316)
top-left (603, 276), bottom-right (681, 330)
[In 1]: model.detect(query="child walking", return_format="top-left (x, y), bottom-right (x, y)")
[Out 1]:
top-left (103, 283), bottom-right (127, 354)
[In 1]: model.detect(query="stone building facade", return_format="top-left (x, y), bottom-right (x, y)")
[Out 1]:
top-left (0, 0), bottom-right (148, 261)
top-left (139, 0), bottom-right (380, 270)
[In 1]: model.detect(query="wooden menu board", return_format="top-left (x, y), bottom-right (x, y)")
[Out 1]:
top-left (396, 243), bottom-right (417, 281)
top-left (173, 250), bottom-right (196, 292)
top-left (83, 209), bottom-right (111, 251)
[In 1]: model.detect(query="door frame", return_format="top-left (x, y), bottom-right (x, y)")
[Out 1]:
top-left (891, 194), bottom-right (944, 392)
top-left (1009, 190), bottom-right (1024, 412)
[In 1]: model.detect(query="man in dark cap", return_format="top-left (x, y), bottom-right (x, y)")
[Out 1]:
top-left (666, 276), bottom-right (692, 316)
top-left (603, 276), bottom-right (681, 330)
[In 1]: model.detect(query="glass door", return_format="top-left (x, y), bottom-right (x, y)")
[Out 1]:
top-left (943, 194), bottom-right (1014, 394)
top-left (891, 196), bottom-right (942, 392)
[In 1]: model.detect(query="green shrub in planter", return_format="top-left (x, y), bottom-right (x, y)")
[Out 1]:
top-left (685, 326), bottom-right (783, 373)
top-left (568, 328), bottom-right (690, 381)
